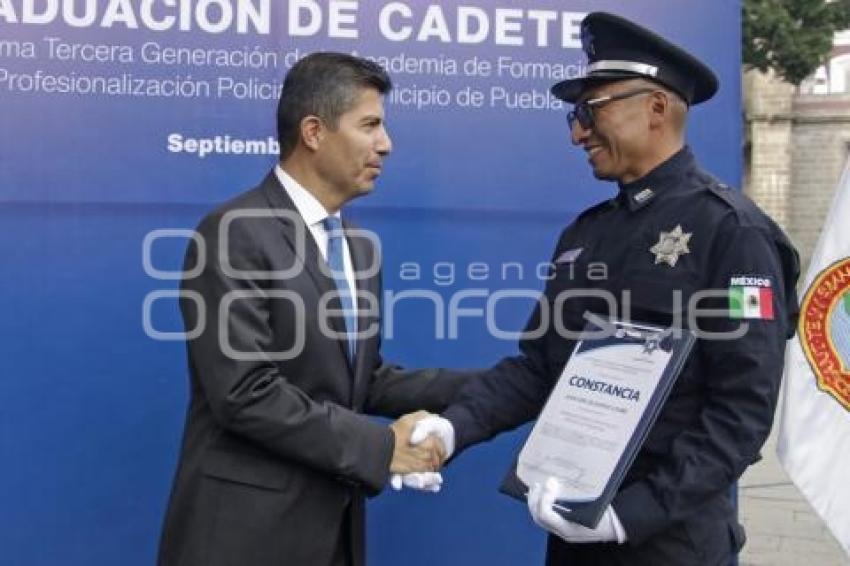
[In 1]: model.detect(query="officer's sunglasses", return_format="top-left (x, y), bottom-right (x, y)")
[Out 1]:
top-left (567, 88), bottom-right (656, 130)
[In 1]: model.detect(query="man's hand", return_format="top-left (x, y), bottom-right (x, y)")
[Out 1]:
top-left (389, 411), bottom-right (446, 474)
top-left (527, 478), bottom-right (627, 544)
top-left (390, 415), bottom-right (456, 492)
top-left (389, 472), bottom-right (443, 493)
top-left (409, 415), bottom-right (455, 460)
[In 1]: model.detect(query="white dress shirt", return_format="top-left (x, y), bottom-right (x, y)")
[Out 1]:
top-left (275, 165), bottom-right (358, 320)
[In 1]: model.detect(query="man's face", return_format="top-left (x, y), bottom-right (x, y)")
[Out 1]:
top-left (315, 87), bottom-right (392, 203)
top-left (570, 80), bottom-right (654, 183)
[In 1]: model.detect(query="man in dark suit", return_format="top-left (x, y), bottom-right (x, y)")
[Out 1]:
top-left (411, 12), bottom-right (800, 566)
top-left (158, 52), bottom-right (464, 566)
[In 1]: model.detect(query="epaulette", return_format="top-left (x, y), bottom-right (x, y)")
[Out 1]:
top-left (704, 179), bottom-right (738, 209)
top-left (575, 197), bottom-right (618, 222)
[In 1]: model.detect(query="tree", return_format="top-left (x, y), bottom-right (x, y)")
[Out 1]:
top-left (743, 0), bottom-right (850, 84)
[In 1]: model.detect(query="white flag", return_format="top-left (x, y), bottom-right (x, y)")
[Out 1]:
top-left (777, 159), bottom-right (850, 556)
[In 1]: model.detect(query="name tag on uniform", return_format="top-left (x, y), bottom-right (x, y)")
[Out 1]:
top-left (555, 247), bottom-right (584, 264)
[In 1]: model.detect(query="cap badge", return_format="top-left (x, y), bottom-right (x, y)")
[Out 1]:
top-left (650, 224), bottom-right (692, 267)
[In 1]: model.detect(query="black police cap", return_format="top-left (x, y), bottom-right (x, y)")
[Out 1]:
top-left (551, 12), bottom-right (719, 105)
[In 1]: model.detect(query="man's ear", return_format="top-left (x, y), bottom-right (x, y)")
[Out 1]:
top-left (300, 115), bottom-right (324, 151)
top-left (648, 91), bottom-right (669, 128)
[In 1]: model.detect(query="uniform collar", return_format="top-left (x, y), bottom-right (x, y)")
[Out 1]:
top-left (616, 146), bottom-right (695, 212)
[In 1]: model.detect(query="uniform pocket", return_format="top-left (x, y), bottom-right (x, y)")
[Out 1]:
top-left (620, 273), bottom-right (697, 328)
top-left (618, 226), bottom-right (701, 327)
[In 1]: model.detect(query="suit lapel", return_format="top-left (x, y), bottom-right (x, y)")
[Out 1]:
top-left (260, 172), bottom-right (354, 372)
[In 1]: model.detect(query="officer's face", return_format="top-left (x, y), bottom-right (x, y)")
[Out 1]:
top-left (570, 80), bottom-right (655, 183)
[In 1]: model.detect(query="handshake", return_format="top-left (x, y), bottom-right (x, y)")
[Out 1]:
top-left (385, 411), bottom-right (627, 544)
top-left (387, 411), bottom-right (455, 493)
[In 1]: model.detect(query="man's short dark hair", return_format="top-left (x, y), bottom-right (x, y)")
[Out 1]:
top-left (276, 52), bottom-right (392, 160)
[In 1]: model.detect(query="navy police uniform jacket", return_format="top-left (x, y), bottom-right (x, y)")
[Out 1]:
top-left (443, 147), bottom-right (800, 566)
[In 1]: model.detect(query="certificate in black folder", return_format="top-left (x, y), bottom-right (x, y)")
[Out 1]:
top-left (499, 316), bottom-right (695, 529)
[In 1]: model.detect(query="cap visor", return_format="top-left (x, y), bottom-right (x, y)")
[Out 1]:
top-left (551, 72), bottom-right (646, 102)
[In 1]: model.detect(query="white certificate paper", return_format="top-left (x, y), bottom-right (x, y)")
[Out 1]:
top-left (517, 321), bottom-right (681, 503)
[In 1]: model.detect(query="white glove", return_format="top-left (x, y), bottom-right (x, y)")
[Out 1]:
top-left (390, 416), bottom-right (456, 493)
top-left (527, 478), bottom-right (627, 544)
top-left (390, 472), bottom-right (443, 493)
top-left (409, 415), bottom-right (455, 459)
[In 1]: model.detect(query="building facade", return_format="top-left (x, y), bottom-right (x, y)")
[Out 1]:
top-left (745, 32), bottom-right (850, 268)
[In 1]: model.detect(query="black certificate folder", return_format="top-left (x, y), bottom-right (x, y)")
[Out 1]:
top-left (499, 317), bottom-right (696, 529)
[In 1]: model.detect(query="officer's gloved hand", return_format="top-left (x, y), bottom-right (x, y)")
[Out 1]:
top-left (527, 478), bottom-right (627, 544)
top-left (390, 472), bottom-right (443, 493)
top-left (390, 416), bottom-right (455, 493)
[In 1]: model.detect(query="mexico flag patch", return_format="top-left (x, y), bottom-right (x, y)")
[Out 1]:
top-left (729, 276), bottom-right (774, 320)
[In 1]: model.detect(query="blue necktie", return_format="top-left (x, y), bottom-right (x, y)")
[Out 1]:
top-left (322, 216), bottom-right (357, 364)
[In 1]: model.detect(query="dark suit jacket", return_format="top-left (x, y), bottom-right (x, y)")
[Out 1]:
top-left (158, 172), bottom-right (465, 566)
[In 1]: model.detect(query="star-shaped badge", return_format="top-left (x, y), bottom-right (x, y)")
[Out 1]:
top-left (650, 225), bottom-right (692, 267)
top-left (642, 338), bottom-right (659, 355)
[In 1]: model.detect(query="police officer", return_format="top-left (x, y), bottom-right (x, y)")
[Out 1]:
top-left (409, 12), bottom-right (800, 566)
